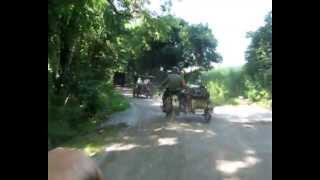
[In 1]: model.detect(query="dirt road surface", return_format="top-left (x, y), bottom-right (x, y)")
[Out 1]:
top-left (95, 87), bottom-right (272, 180)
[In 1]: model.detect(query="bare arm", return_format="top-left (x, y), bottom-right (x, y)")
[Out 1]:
top-left (182, 79), bottom-right (186, 88)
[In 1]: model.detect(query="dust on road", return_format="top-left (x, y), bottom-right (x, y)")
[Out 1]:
top-left (96, 87), bottom-right (272, 180)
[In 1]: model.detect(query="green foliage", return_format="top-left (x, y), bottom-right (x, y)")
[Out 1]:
top-left (206, 81), bottom-right (229, 105)
top-left (200, 11), bottom-right (272, 107)
top-left (48, 0), bottom-right (221, 149)
top-left (245, 11), bottom-right (272, 94)
top-left (202, 67), bottom-right (241, 105)
top-left (242, 77), bottom-right (270, 102)
top-left (48, 0), bottom-right (144, 148)
top-left (104, 91), bottom-right (130, 114)
top-left (201, 66), bottom-right (271, 106)
top-left (62, 124), bottom-right (127, 156)
top-left (132, 15), bottom-right (222, 74)
top-left (202, 67), bottom-right (242, 94)
top-left (48, 87), bottom-right (129, 148)
top-left (184, 24), bottom-right (222, 69)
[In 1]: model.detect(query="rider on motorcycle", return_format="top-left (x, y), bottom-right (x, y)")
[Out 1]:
top-left (160, 66), bottom-right (186, 112)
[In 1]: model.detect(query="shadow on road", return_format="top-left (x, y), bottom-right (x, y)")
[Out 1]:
top-left (95, 87), bottom-right (272, 180)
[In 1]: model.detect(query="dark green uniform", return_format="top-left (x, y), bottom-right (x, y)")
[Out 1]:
top-left (161, 73), bottom-right (184, 91)
top-left (161, 73), bottom-right (185, 110)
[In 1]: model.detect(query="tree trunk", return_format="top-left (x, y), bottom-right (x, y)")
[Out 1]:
top-left (56, 8), bottom-right (79, 95)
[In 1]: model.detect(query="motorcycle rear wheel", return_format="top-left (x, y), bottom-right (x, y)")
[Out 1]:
top-left (204, 113), bottom-right (211, 122)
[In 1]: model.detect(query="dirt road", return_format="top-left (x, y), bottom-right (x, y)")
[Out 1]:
top-left (96, 87), bottom-right (272, 180)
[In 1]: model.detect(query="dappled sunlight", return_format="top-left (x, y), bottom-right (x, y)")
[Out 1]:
top-left (184, 128), bottom-right (204, 133)
top-left (149, 135), bottom-right (159, 140)
top-left (216, 155), bottom-right (261, 175)
top-left (83, 146), bottom-right (101, 157)
top-left (122, 92), bottom-right (133, 97)
top-left (178, 123), bottom-right (192, 128)
top-left (216, 160), bottom-right (245, 174)
top-left (245, 150), bottom-right (256, 155)
top-left (165, 126), bottom-right (179, 131)
top-left (245, 113), bottom-right (272, 122)
top-left (150, 101), bottom-right (162, 107)
top-left (122, 136), bottom-right (133, 140)
top-left (105, 143), bottom-right (140, 152)
top-left (158, 137), bottom-right (178, 146)
top-left (243, 124), bottom-right (254, 128)
top-left (215, 105), bottom-right (272, 123)
top-left (165, 122), bottom-right (187, 131)
top-left (150, 122), bottom-right (217, 139)
top-left (205, 129), bottom-right (216, 137)
top-left (215, 105), bottom-right (270, 116)
top-left (153, 127), bottom-right (163, 132)
top-left (115, 87), bottom-right (133, 97)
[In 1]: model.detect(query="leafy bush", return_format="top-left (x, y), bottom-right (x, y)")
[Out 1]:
top-left (48, 83), bottom-right (129, 149)
top-left (207, 81), bottom-right (229, 105)
top-left (243, 78), bottom-right (270, 101)
top-left (201, 66), bottom-right (271, 106)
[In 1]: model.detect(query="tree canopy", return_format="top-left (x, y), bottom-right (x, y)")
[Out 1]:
top-left (132, 15), bottom-right (222, 74)
top-left (48, 0), bottom-right (222, 146)
top-left (245, 11), bottom-right (272, 94)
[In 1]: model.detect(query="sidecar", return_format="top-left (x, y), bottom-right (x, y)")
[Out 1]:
top-left (183, 84), bottom-right (214, 122)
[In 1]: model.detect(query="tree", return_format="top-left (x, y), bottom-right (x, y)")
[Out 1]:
top-left (48, 0), bottom-right (222, 145)
top-left (183, 24), bottom-right (222, 69)
top-left (132, 15), bottom-right (222, 75)
top-left (245, 11), bottom-right (272, 95)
